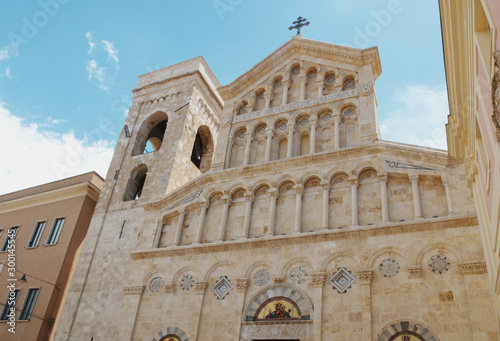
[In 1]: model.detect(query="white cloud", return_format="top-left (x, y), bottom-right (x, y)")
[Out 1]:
top-left (84, 33), bottom-right (119, 91)
top-left (379, 84), bottom-right (449, 150)
top-left (0, 47), bottom-right (9, 61)
top-left (0, 67), bottom-right (13, 79)
top-left (85, 31), bottom-right (95, 55)
top-left (0, 101), bottom-right (113, 195)
top-left (101, 40), bottom-right (119, 67)
top-left (86, 60), bottom-right (109, 92)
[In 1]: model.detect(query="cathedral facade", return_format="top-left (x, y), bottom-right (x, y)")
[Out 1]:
top-left (55, 36), bottom-right (499, 340)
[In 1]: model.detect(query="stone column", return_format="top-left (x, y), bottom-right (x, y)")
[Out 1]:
top-left (294, 184), bottom-right (304, 233)
top-left (265, 129), bottom-right (273, 162)
top-left (321, 182), bottom-right (330, 229)
top-left (116, 286), bottom-right (144, 340)
top-left (350, 180), bottom-right (359, 227)
top-left (379, 175), bottom-right (389, 222)
top-left (442, 178), bottom-right (454, 215)
top-left (358, 270), bottom-right (373, 341)
top-left (267, 188), bottom-right (278, 236)
top-left (153, 219), bottom-right (163, 248)
top-left (317, 79), bottom-right (324, 97)
top-left (193, 282), bottom-right (208, 341)
top-left (409, 175), bottom-right (422, 219)
top-left (310, 120), bottom-right (317, 154)
top-left (282, 79), bottom-right (289, 105)
top-left (264, 91), bottom-right (271, 109)
top-left (243, 132), bottom-right (252, 166)
top-left (174, 209), bottom-right (186, 246)
top-left (334, 116), bottom-right (340, 149)
top-left (287, 124), bottom-right (295, 158)
top-left (195, 202), bottom-right (209, 244)
top-left (310, 273), bottom-right (326, 341)
top-left (218, 196), bottom-right (231, 242)
top-left (299, 75), bottom-right (306, 101)
top-left (242, 192), bottom-right (254, 238)
top-left (235, 279), bottom-right (250, 340)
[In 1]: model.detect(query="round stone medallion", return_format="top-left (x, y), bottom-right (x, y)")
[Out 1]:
top-left (379, 259), bottom-right (400, 278)
top-left (290, 266), bottom-right (308, 284)
top-left (180, 275), bottom-right (194, 291)
top-left (428, 254), bottom-right (450, 274)
top-left (253, 269), bottom-right (270, 286)
top-left (149, 277), bottom-right (164, 293)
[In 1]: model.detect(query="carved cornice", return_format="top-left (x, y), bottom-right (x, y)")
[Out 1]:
top-left (130, 215), bottom-right (478, 259)
top-left (459, 261), bottom-right (487, 275)
top-left (123, 286), bottom-right (144, 295)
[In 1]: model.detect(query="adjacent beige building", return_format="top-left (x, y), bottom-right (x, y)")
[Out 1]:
top-left (0, 172), bottom-right (103, 340)
top-left (439, 0), bottom-right (500, 327)
top-left (55, 36), bottom-right (499, 340)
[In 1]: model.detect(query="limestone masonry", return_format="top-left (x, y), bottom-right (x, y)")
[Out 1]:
top-left (55, 36), bottom-right (499, 341)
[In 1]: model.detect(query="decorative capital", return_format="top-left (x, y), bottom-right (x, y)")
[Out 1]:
top-left (221, 195), bottom-right (232, 206)
top-left (408, 265), bottom-right (422, 279)
top-left (236, 278), bottom-right (250, 292)
top-left (320, 181), bottom-right (331, 191)
top-left (357, 270), bottom-right (373, 284)
top-left (266, 128), bottom-right (275, 137)
top-left (200, 201), bottom-right (209, 210)
top-left (244, 191), bottom-right (255, 202)
top-left (378, 175), bottom-right (388, 183)
top-left (459, 261), bottom-right (487, 275)
top-left (273, 276), bottom-right (285, 283)
top-left (349, 180), bottom-right (359, 188)
top-left (123, 285), bottom-right (144, 295)
top-left (268, 187), bottom-right (279, 199)
top-left (293, 184), bottom-right (304, 195)
top-left (409, 175), bottom-right (419, 184)
top-left (309, 272), bottom-right (327, 287)
top-left (195, 281), bottom-right (209, 294)
top-left (164, 283), bottom-right (175, 293)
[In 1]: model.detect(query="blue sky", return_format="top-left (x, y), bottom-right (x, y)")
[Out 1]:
top-left (0, 0), bottom-right (448, 194)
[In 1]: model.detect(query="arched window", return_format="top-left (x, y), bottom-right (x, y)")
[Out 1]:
top-left (323, 72), bottom-right (336, 95)
top-left (305, 69), bottom-right (317, 99)
top-left (342, 77), bottom-right (355, 90)
top-left (131, 112), bottom-right (169, 156)
top-left (270, 78), bottom-right (283, 108)
top-left (237, 102), bottom-right (248, 115)
top-left (123, 165), bottom-right (148, 201)
top-left (254, 89), bottom-right (266, 111)
top-left (190, 125), bottom-right (214, 173)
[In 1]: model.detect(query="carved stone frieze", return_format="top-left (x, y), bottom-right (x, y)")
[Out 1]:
top-left (245, 323), bottom-right (307, 338)
top-left (357, 270), bottom-right (373, 284)
top-left (459, 261), bottom-right (487, 275)
top-left (164, 283), bottom-right (175, 293)
top-left (123, 286), bottom-right (144, 295)
top-left (309, 272), bottom-right (326, 287)
top-left (273, 276), bottom-right (285, 283)
top-left (236, 278), bottom-right (250, 292)
top-left (195, 281), bottom-right (209, 294)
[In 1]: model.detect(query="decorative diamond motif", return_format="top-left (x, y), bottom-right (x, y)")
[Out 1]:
top-left (149, 277), bottom-right (164, 293)
top-left (428, 254), bottom-right (450, 274)
top-left (330, 267), bottom-right (356, 294)
top-left (258, 127), bottom-right (266, 134)
top-left (379, 259), bottom-right (400, 278)
top-left (180, 275), bottom-right (194, 291)
top-left (279, 123), bottom-right (287, 131)
top-left (290, 266), bottom-right (308, 284)
top-left (213, 276), bottom-right (233, 299)
top-left (308, 72), bottom-right (317, 79)
top-left (299, 118), bottom-right (309, 126)
top-left (253, 269), bottom-right (270, 286)
top-left (274, 81), bottom-right (282, 88)
top-left (237, 132), bottom-right (245, 139)
top-left (239, 106), bottom-right (247, 114)
top-left (326, 76), bottom-right (335, 84)
top-left (292, 68), bottom-right (300, 75)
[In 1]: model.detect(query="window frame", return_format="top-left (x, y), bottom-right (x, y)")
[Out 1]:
top-left (45, 217), bottom-right (65, 246)
top-left (0, 289), bottom-right (20, 321)
top-left (27, 221), bottom-right (46, 249)
top-left (0, 226), bottom-right (19, 252)
top-left (18, 287), bottom-right (40, 321)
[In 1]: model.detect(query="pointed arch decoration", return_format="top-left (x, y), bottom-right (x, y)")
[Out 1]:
top-left (152, 326), bottom-right (189, 341)
top-left (375, 320), bottom-right (439, 341)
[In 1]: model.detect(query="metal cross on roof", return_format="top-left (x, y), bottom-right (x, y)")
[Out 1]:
top-left (288, 17), bottom-right (310, 35)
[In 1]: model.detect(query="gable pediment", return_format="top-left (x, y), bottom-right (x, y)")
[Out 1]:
top-left (217, 36), bottom-right (381, 101)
